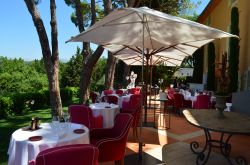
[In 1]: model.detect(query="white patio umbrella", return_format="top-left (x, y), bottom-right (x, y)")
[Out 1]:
top-left (67, 6), bottom-right (237, 93)
top-left (67, 6), bottom-right (238, 158)
top-left (67, 7), bottom-right (237, 49)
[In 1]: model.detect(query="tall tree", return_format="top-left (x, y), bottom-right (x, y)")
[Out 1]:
top-left (24, 0), bottom-right (63, 116)
top-left (103, 0), bottom-right (117, 89)
top-left (65, 0), bottom-right (104, 103)
top-left (61, 48), bottom-right (83, 87)
top-left (207, 42), bottom-right (215, 91)
top-left (229, 7), bottom-right (240, 92)
top-left (192, 47), bottom-right (204, 83)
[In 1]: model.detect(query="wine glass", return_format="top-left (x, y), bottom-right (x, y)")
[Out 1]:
top-left (50, 115), bottom-right (60, 137)
top-left (63, 112), bottom-right (70, 123)
top-left (52, 115), bottom-right (60, 124)
top-left (61, 112), bottom-right (70, 135)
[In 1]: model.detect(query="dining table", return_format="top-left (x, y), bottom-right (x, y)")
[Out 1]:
top-left (8, 122), bottom-right (89, 165)
top-left (100, 93), bottom-right (132, 108)
top-left (183, 109), bottom-right (250, 165)
top-left (90, 102), bottom-right (120, 128)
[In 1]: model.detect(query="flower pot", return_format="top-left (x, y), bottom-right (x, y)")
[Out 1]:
top-left (215, 95), bottom-right (227, 118)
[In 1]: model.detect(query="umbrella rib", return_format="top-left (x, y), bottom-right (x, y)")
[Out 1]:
top-left (129, 46), bottom-right (142, 54)
top-left (111, 46), bottom-right (128, 55)
top-left (144, 15), bottom-right (155, 49)
top-left (172, 46), bottom-right (193, 56)
top-left (104, 21), bottom-right (143, 26)
top-left (157, 56), bottom-right (183, 61)
top-left (181, 43), bottom-right (201, 48)
top-left (155, 58), bottom-right (180, 66)
top-left (104, 10), bottom-right (144, 27)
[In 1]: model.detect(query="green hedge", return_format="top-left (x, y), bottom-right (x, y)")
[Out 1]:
top-left (0, 87), bottom-right (79, 118)
top-left (0, 96), bottom-right (14, 118)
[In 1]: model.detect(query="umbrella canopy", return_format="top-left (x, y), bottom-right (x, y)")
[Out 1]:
top-left (67, 7), bottom-right (237, 50)
top-left (103, 44), bottom-right (187, 66)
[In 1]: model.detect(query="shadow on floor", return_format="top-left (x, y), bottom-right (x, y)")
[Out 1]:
top-left (125, 152), bottom-right (162, 165)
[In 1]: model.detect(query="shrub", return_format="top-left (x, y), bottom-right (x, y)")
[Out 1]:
top-left (0, 96), bottom-right (14, 118)
top-left (60, 87), bottom-right (77, 106)
top-left (11, 93), bottom-right (28, 114)
top-left (29, 91), bottom-right (50, 110)
top-left (91, 84), bottom-right (105, 93)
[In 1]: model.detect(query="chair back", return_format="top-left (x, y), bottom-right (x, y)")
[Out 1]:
top-left (129, 87), bottom-right (141, 94)
top-left (115, 89), bottom-right (124, 96)
top-left (112, 113), bottom-right (133, 137)
top-left (69, 105), bottom-right (103, 130)
top-left (173, 93), bottom-right (184, 109)
top-left (104, 89), bottom-right (113, 95)
top-left (194, 95), bottom-right (210, 109)
top-left (102, 95), bottom-right (118, 104)
top-left (121, 94), bottom-right (142, 127)
top-left (30, 144), bottom-right (99, 165)
top-left (92, 113), bottom-right (133, 162)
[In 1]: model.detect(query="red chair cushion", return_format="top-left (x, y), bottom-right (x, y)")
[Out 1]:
top-left (30, 144), bottom-right (99, 165)
top-left (193, 95), bottom-right (211, 109)
top-left (90, 113), bottom-right (133, 162)
top-left (104, 90), bottom-right (113, 95)
top-left (69, 105), bottom-right (103, 130)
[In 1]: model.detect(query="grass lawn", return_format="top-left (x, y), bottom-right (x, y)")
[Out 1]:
top-left (0, 108), bottom-right (67, 165)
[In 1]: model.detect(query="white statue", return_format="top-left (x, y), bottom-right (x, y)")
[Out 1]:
top-left (127, 71), bottom-right (137, 89)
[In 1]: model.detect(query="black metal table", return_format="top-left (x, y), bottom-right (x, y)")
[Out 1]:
top-left (151, 98), bottom-right (170, 129)
top-left (183, 109), bottom-right (250, 165)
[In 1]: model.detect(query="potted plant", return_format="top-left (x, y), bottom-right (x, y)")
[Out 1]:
top-left (214, 52), bottom-right (231, 118)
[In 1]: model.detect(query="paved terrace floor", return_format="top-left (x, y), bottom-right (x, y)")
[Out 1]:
top-left (100, 107), bottom-right (250, 165)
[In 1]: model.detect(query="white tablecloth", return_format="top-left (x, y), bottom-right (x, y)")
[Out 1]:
top-left (100, 93), bottom-right (131, 108)
top-left (90, 102), bottom-right (120, 128)
top-left (8, 123), bottom-right (89, 165)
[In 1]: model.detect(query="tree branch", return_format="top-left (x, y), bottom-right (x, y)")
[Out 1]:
top-left (24, 0), bottom-right (52, 72)
top-left (90, 0), bottom-right (97, 26)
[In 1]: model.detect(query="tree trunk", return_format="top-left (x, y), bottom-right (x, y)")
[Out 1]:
top-left (24, 0), bottom-right (63, 116)
top-left (105, 52), bottom-right (117, 89)
top-left (103, 0), bottom-right (117, 90)
top-left (80, 46), bottom-right (104, 103)
top-left (127, 0), bottom-right (141, 7)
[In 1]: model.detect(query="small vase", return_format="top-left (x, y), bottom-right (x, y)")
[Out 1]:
top-left (215, 95), bottom-right (227, 118)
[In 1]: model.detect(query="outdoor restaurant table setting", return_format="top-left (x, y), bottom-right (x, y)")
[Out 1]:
top-left (179, 89), bottom-right (216, 107)
top-left (7, 120), bottom-right (89, 165)
top-left (89, 102), bottom-right (120, 128)
top-left (100, 91), bottom-right (132, 108)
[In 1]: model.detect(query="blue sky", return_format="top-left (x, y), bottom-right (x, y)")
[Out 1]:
top-left (0, 0), bottom-right (209, 62)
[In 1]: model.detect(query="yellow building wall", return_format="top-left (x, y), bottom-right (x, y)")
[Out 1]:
top-left (200, 0), bottom-right (250, 90)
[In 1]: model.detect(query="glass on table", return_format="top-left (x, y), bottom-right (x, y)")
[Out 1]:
top-left (62, 112), bottom-right (71, 132)
top-left (49, 116), bottom-right (60, 136)
top-left (104, 96), bottom-right (108, 103)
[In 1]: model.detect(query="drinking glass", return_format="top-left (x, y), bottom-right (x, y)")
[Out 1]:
top-left (104, 96), bottom-right (108, 103)
top-left (50, 115), bottom-right (60, 137)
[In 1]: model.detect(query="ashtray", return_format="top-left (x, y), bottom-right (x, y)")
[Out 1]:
top-left (28, 136), bottom-right (43, 141)
top-left (105, 106), bottom-right (111, 108)
top-left (73, 129), bottom-right (85, 134)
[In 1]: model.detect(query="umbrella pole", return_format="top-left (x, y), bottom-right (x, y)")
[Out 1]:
top-left (138, 13), bottom-right (145, 164)
top-left (144, 55), bottom-right (149, 123)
